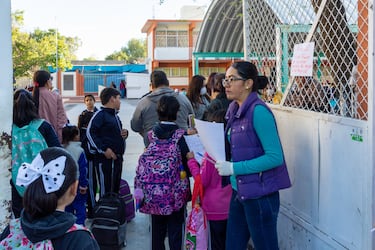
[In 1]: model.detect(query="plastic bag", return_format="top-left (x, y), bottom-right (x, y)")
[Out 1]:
top-left (185, 175), bottom-right (208, 250)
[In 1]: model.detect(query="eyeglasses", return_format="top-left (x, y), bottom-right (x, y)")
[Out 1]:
top-left (222, 77), bottom-right (247, 87)
top-left (49, 76), bottom-right (53, 81)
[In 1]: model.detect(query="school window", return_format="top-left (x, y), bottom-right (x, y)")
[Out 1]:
top-left (156, 67), bottom-right (189, 77)
top-left (155, 30), bottom-right (188, 48)
top-left (63, 75), bottom-right (74, 90)
top-left (199, 67), bottom-right (227, 77)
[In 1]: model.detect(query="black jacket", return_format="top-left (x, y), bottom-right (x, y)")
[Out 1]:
top-left (86, 107), bottom-right (125, 157)
top-left (78, 107), bottom-right (98, 142)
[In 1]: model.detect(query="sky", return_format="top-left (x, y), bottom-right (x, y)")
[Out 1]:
top-left (11, 0), bottom-right (211, 60)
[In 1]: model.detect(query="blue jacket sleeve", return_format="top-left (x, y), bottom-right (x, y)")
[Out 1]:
top-left (78, 152), bottom-right (88, 188)
top-left (38, 121), bottom-right (61, 147)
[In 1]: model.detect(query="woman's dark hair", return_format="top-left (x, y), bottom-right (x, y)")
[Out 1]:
top-left (13, 89), bottom-right (39, 127)
top-left (100, 87), bottom-right (120, 105)
top-left (231, 61), bottom-right (268, 92)
top-left (206, 72), bottom-right (217, 96)
top-left (62, 125), bottom-right (79, 145)
top-left (204, 108), bottom-right (227, 126)
top-left (32, 70), bottom-right (51, 111)
top-left (23, 147), bottom-right (78, 220)
top-left (186, 75), bottom-right (208, 108)
top-left (157, 95), bottom-right (180, 122)
top-left (213, 73), bottom-right (226, 93)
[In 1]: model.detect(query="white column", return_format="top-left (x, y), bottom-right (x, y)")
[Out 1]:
top-left (0, 0), bottom-right (13, 228)
top-left (242, 0), bottom-right (250, 61)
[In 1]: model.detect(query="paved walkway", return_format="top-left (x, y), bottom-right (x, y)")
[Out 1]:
top-left (65, 98), bottom-right (151, 250)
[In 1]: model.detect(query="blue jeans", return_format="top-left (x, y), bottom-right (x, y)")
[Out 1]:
top-left (226, 190), bottom-right (280, 250)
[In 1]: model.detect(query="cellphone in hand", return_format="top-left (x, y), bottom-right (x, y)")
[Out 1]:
top-left (188, 114), bottom-right (195, 128)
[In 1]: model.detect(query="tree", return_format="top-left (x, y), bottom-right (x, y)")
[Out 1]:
top-left (105, 38), bottom-right (146, 63)
top-left (12, 11), bottom-right (81, 78)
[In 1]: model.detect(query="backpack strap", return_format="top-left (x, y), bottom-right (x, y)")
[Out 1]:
top-left (12, 119), bottom-right (45, 133)
top-left (148, 130), bottom-right (157, 144)
top-left (171, 129), bottom-right (185, 144)
top-left (66, 223), bottom-right (94, 238)
top-left (29, 119), bottom-right (45, 130)
top-left (148, 128), bottom-right (184, 145)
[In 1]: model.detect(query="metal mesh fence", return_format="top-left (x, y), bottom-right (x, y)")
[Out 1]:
top-left (243, 0), bottom-right (367, 120)
top-left (83, 73), bottom-right (125, 92)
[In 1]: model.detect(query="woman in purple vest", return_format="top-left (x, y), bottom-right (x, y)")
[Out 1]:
top-left (215, 61), bottom-right (291, 250)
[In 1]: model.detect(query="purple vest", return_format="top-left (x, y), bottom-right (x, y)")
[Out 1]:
top-left (225, 92), bottom-right (291, 200)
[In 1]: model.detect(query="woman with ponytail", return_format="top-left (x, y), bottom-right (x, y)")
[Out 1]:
top-left (214, 61), bottom-right (291, 249)
top-left (32, 70), bottom-right (68, 142)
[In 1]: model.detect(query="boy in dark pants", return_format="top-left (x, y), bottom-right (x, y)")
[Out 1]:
top-left (77, 94), bottom-right (98, 217)
top-left (86, 88), bottom-right (128, 199)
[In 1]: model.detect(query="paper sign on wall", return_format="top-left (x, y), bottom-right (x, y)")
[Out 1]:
top-left (290, 42), bottom-right (315, 77)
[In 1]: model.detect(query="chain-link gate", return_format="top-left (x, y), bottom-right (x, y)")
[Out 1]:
top-left (242, 0), bottom-right (367, 120)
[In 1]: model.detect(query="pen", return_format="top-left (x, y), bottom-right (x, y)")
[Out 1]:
top-left (196, 152), bottom-right (216, 165)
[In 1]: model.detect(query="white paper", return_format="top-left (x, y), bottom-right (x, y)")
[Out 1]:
top-left (290, 42), bottom-right (315, 77)
top-left (183, 134), bottom-right (205, 164)
top-left (194, 119), bottom-right (225, 162)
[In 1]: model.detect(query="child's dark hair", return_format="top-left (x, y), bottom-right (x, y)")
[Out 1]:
top-left (100, 87), bottom-right (120, 105)
top-left (84, 94), bottom-right (95, 102)
top-left (13, 89), bottom-right (39, 127)
top-left (231, 61), bottom-right (268, 92)
top-left (157, 95), bottom-right (180, 122)
top-left (204, 108), bottom-right (227, 126)
top-left (62, 125), bottom-right (79, 145)
top-left (23, 147), bottom-right (78, 220)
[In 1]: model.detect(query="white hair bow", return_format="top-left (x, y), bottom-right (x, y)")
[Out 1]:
top-left (16, 154), bottom-right (66, 194)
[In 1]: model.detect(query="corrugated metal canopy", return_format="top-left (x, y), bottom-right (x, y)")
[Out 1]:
top-left (195, 0), bottom-right (244, 54)
top-left (194, 0), bottom-right (357, 55)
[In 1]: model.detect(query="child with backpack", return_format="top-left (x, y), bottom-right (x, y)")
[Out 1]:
top-left (62, 125), bottom-right (88, 225)
top-left (186, 108), bottom-right (232, 250)
top-left (77, 94), bottom-right (97, 218)
top-left (0, 147), bottom-right (99, 250)
top-left (134, 95), bottom-right (191, 250)
top-left (11, 89), bottom-right (61, 218)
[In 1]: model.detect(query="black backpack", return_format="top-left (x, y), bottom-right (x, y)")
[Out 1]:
top-left (90, 161), bottom-right (127, 249)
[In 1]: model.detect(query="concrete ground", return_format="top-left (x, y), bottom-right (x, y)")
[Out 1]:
top-left (64, 98), bottom-right (152, 250)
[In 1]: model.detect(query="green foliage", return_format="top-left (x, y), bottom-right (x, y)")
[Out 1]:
top-left (12, 11), bottom-right (81, 78)
top-left (105, 38), bottom-right (146, 63)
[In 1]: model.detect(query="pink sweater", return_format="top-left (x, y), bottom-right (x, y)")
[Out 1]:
top-left (187, 153), bottom-right (232, 221)
top-left (37, 87), bottom-right (67, 142)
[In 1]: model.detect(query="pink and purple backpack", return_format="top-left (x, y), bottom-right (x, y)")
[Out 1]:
top-left (134, 129), bottom-right (190, 215)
